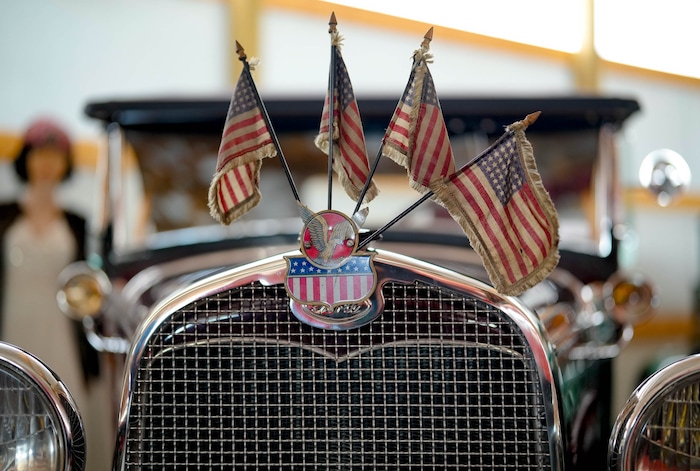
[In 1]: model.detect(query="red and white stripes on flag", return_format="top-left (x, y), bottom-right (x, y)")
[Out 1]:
top-left (433, 113), bottom-right (559, 296)
top-left (208, 66), bottom-right (276, 225)
top-left (382, 56), bottom-right (455, 194)
top-left (315, 42), bottom-right (378, 204)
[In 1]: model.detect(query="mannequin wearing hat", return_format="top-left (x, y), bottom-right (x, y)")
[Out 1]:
top-left (0, 118), bottom-right (99, 399)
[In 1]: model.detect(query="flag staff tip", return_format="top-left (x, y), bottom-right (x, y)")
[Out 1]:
top-left (235, 41), bottom-right (247, 60)
top-left (329, 12), bottom-right (337, 31)
top-left (524, 111), bottom-right (541, 127)
top-left (422, 27), bottom-right (434, 47)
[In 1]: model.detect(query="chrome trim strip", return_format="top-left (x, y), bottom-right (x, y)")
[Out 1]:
top-left (609, 353), bottom-right (700, 471)
top-left (0, 341), bottom-right (85, 471)
top-left (114, 248), bottom-right (565, 470)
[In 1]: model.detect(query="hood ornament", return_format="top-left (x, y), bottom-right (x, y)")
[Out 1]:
top-left (285, 203), bottom-right (379, 330)
top-left (209, 13), bottom-right (560, 326)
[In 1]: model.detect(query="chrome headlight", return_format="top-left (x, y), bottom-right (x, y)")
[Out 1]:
top-left (610, 353), bottom-right (700, 471)
top-left (0, 342), bottom-right (86, 470)
top-left (56, 261), bottom-right (111, 320)
top-left (603, 271), bottom-right (657, 325)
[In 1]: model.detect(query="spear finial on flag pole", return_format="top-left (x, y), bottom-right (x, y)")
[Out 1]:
top-left (421, 27), bottom-right (433, 49)
top-left (522, 111), bottom-right (541, 128)
top-left (329, 11), bottom-right (337, 33)
top-left (235, 40), bottom-right (246, 60)
top-left (236, 40), bottom-right (301, 203)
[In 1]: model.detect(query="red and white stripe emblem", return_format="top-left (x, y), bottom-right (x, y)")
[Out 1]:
top-left (285, 255), bottom-right (376, 309)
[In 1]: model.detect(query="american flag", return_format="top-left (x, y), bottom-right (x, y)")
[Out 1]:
top-left (382, 60), bottom-right (455, 193)
top-left (285, 255), bottom-right (376, 309)
top-left (433, 121), bottom-right (559, 296)
top-left (208, 66), bottom-right (276, 225)
top-left (315, 46), bottom-right (378, 204)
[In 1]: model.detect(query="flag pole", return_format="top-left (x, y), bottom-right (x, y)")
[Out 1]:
top-left (357, 111), bottom-right (541, 250)
top-left (236, 41), bottom-right (301, 202)
top-left (325, 13), bottom-right (338, 210)
top-left (352, 27), bottom-right (434, 215)
top-left (357, 190), bottom-right (433, 250)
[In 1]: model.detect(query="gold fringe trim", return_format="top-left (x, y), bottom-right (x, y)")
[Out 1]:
top-left (248, 57), bottom-right (261, 71)
top-left (381, 144), bottom-right (409, 171)
top-left (314, 125), bottom-right (338, 150)
top-left (412, 44), bottom-right (433, 65)
top-left (330, 30), bottom-right (344, 49)
top-left (433, 113), bottom-right (559, 296)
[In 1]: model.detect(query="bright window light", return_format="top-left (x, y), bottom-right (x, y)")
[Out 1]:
top-left (321, 0), bottom-right (586, 53)
top-left (594, 0), bottom-right (700, 79)
top-left (323, 0), bottom-right (700, 79)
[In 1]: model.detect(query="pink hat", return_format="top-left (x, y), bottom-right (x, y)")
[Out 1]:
top-left (23, 118), bottom-right (71, 152)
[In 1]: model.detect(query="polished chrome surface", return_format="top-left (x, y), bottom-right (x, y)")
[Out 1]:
top-left (114, 249), bottom-right (563, 470)
top-left (639, 148), bottom-right (691, 207)
top-left (610, 353), bottom-right (700, 470)
top-left (0, 342), bottom-right (86, 471)
top-left (84, 242), bottom-right (297, 353)
top-left (56, 261), bottom-right (112, 320)
top-left (603, 271), bottom-right (658, 325)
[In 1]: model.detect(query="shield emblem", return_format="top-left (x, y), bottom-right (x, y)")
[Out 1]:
top-left (284, 254), bottom-right (377, 310)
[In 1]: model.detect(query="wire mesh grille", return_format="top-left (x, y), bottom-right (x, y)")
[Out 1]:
top-left (124, 281), bottom-right (551, 470)
top-left (641, 382), bottom-right (700, 468)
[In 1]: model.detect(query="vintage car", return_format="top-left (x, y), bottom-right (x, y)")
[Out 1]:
top-left (0, 94), bottom-right (691, 470)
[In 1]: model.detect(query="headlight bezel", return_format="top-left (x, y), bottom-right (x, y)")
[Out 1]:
top-left (56, 261), bottom-right (111, 320)
top-left (0, 341), bottom-right (86, 471)
top-left (609, 353), bottom-right (700, 471)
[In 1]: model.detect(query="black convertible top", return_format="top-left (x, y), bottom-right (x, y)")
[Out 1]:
top-left (85, 95), bottom-right (640, 135)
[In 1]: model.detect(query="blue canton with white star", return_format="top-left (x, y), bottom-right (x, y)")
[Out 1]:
top-left (227, 70), bottom-right (258, 119)
top-left (475, 133), bottom-right (525, 206)
top-left (287, 255), bottom-right (372, 276)
top-left (334, 49), bottom-right (355, 110)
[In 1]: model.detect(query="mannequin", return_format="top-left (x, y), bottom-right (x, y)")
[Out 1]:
top-left (0, 118), bottom-right (99, 401)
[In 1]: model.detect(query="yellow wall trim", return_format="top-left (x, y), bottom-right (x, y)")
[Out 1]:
top-left (625, 187), bottom-right (700, 212)
top-left (0, 130), bottom-right (99, 168)
top-left (603, 60), bottom-right (700, 89)
top-left (228, 0), bottom-right (261, 82)
top-left (634, 314), bottom-right (695, 340)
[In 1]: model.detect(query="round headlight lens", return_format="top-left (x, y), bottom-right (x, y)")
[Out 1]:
top-left (1, 361), bottom-right (68, 469)
top-left (610, 354), bottom-right (700, 471)
top-left (0, 342), bottom-right (85, 470)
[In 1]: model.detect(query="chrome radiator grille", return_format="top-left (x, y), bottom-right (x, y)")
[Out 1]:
top-left (123, 281), bottom-right (551, 470)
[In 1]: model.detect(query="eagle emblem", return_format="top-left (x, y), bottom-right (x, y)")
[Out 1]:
top-left (284, 202), bottom-right (377, 324)
top-left (297, 202), bottom-right (367, 269)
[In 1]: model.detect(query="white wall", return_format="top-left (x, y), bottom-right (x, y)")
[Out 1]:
top-left (0, 0), bottom-right (229, 136)
top-left (258, 9), bottom-right (573, 95)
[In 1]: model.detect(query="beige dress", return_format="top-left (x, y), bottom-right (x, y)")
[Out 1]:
top-left (1, 216), bottom-right (86, 407)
